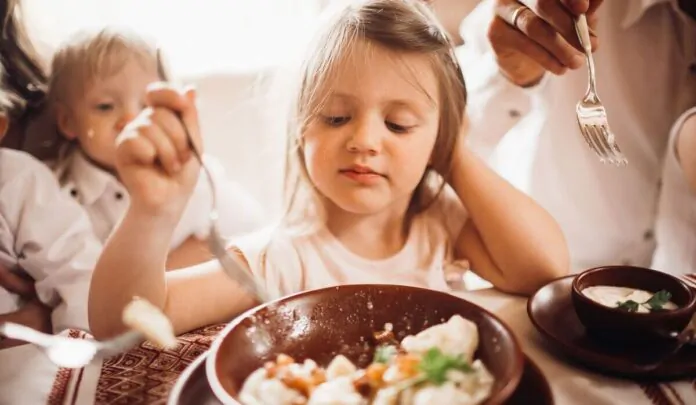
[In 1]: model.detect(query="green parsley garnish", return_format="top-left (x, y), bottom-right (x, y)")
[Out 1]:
top-left (616, 300), bottom-right (640, 312)
top-left (616, 290), bottom-right (672, 313)
top-left (373, 345), bottom-right (397, 364)
top-left (417, 347), bottom-right (472, 385)
top-left (644, 290), bottom-right (672, 311)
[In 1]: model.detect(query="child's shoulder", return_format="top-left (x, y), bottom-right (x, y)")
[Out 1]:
top-left (0, 148), bottom-right (68, 213)
top-left (0, 148), bottom-right (57, 186)
top-left (0, 148), bottom-right (72, 228)
top-left (677, 109), bottom-right (696, 137)
top-left (673, 107), bottom-right (696, 160)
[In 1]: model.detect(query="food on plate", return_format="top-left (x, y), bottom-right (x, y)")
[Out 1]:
top-left (582, 286), bottom-right (677, 313)
top-left (239, 315), bottom-right (494, 405)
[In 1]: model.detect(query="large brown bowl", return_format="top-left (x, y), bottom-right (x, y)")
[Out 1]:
top-left (572, 266), bottom-right (696, 342)
top-left (206, 284), bottom-right (524, 404)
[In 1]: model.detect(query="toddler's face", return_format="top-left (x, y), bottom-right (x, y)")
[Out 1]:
top-left (58, 58), bottom-right (159, 170)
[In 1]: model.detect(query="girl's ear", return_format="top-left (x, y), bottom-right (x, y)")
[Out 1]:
top-left (56, 104), bottom-right (77, 140)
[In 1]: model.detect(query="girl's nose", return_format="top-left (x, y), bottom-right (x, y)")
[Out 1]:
top-left (346, 117), bottom-right (382, 155)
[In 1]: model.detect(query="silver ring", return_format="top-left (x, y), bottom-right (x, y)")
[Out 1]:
top-left (510, 3), bottom-right (529, 28)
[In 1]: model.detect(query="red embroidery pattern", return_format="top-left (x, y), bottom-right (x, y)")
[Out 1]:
top-left (48, 329), bottom-right (86, 405)
top-left (48, 324), bottom-right (223, 404)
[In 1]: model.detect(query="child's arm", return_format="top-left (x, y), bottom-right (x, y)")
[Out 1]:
top-left (450, 144), bottom-right (569, 295)
top-left (165, 236), bottom-right (213, 270)
top-left (675, 113), bottom-right (696, 193)
top-left (88, 84), bottom-right (256, 339)
top-left (90, 209), bottom-right (256, 338)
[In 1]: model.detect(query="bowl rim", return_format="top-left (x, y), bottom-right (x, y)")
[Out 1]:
top-left (571, 265), bottom-right (696, 318)
top-left (205, 283), bottom-right (525, 405)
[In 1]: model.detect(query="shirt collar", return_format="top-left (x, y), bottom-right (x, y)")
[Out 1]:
top-left (622, 0), bottom-right (672, 28)
top-left (68, 151), bottom-right (121, 205)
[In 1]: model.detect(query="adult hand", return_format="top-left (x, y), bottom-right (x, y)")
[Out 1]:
top-left (487, 0), bottom-right (603, 86)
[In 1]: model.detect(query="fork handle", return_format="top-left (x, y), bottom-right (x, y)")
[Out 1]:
top-left (575, 14), bottom-right (592, 53)
top-left (574, 14), bottom-right (597, 94)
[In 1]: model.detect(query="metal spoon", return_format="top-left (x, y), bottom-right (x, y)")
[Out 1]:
top-left (0, 323), bottom-right (143, 369)
top-left (0, 297), bottom-right (177, 369)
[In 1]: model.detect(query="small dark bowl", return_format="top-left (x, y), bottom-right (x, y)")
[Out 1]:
top-left (206, 284), bottom-right (524, 404)
top-left (571, 266), bottom-right (696, 343)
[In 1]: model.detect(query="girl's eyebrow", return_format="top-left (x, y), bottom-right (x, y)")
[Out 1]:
top-left (328, 91), bottom-right (436, 111)
top-left (85, 84), bottom-right (124, 101)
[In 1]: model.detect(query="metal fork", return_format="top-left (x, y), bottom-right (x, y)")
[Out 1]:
top-left (574, 14), bottom-right (627, 166)
top-left (0, 323), bottom-right (143, 369)
top-left (180, 118), bottom-right (270, 303)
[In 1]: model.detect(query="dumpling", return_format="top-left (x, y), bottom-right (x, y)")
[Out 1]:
top-left (401, 315), bottom-right (478, 361)
top-left (307, 376), bottom-right (366, 405)
top-left (239, 368), bottom-right (305, 405)
top-left (326, 355), bottom-right (357, 380)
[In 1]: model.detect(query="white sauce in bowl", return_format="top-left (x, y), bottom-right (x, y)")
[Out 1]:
top-left (582, 286), bottom-right (678, 313)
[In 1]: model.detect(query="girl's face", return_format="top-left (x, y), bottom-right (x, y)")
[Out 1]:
top-left (302, 42), bottom-right (441, 218)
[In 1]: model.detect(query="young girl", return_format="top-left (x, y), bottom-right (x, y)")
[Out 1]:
top-left (47, 28), bottom-right (265, 269)
top-left (88, 0), bottom-right (569, 339)
top-left (652, 107), bottom-right (696, 274)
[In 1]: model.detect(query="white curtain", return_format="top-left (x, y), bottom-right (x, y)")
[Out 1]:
top-left (22, 0), bottom-right (325, 77)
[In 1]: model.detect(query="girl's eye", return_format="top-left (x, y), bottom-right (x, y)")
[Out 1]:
top-left (323, 116), bottom-right (350, 126)
top-left (385, 121), bottom-right (411, 134)
top-left (95, 103), bottom-right (114, 112)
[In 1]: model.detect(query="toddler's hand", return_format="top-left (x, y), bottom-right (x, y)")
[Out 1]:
top-left (115, 82), bottom-right (202, 218)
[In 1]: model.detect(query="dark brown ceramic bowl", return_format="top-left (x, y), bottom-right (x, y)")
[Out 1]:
top-left (571, 266), bottom-right (696, 342)
top-left (206, 284), bottom-right (524, 404)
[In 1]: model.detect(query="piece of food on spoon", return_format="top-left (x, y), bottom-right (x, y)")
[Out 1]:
top-left (121, 297), bottom-right (178, 349)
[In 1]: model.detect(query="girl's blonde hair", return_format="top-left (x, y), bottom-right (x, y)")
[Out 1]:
top-left (47, 27), bottom-right (169, 182)
top-left (282, 0), bottom-right (467, 230)
top-left (48, 27), bottom-right (168, 107)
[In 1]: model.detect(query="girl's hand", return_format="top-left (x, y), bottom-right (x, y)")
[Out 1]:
top-left (115, 83), bottom-right (202, 219)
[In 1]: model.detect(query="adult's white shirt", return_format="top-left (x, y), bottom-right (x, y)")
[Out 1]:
top-left (458, 0), bottom-right (696, 271)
